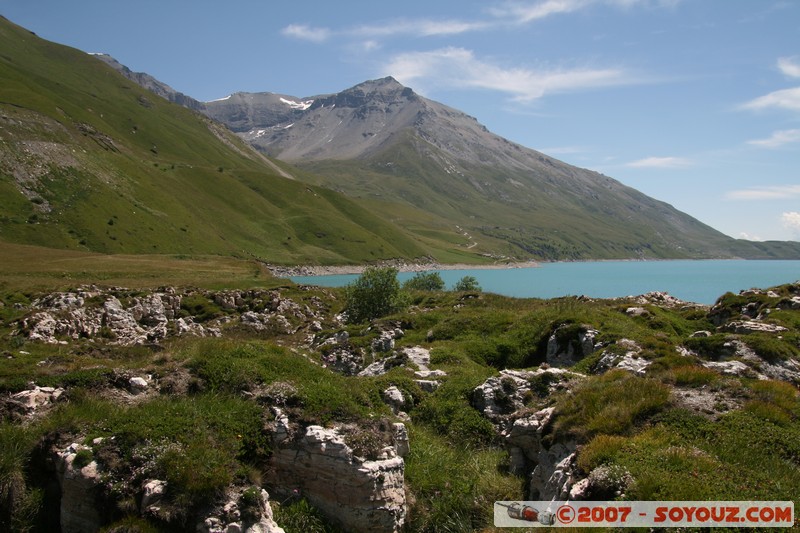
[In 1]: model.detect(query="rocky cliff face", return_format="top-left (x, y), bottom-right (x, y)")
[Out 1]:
top-left (267, 409), bottom-right (407, 533)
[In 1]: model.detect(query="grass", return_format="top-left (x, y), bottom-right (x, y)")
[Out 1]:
top-left (551, 370), bottom-right (671, 441)
top-left (0, 241), bottom-right (286, 292)
top-left (184, 339), bottom-right (386, 424)
top-left (404, 425), bottom-right (520, 533)
top-left (0, 274), bottom-right (799, 531)
top-left (574, 378), bottom-right (800, 508)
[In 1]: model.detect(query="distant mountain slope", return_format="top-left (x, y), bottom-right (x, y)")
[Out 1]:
top-left (91, 53), bottom-right (206, 112)
top-left (203, 78), bottom-right (800, 260)
top-left (0, 17), bottom-right (435, 265)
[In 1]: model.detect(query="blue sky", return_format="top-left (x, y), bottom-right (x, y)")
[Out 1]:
top-left (3, 0), bottom-right (799, 241)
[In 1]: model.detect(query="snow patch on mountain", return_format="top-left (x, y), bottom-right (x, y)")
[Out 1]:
top-left (280, 97), bottom-right (314, 110)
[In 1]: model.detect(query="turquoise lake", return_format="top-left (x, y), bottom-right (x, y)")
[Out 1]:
top-left (290, 260), bottom-right (800, 305)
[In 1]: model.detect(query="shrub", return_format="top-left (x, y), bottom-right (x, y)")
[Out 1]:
top-left (72, 448), bottom-right (93, 469)
top-left (343, 267), bottom-right (403, 323)
top-left (552, 370), bottom-right (671, 441)
top-left (179, 293), bottom-right (223, 322)
top-left (453, 276), bottom-right (481, 292)
top-left (272, 498), bottom-right (339, 533)
top-left (403, 272), bottom-right (445, 291)
top-left (669, 365), bottom-right (719, 387)
top-left (577, 434), bottom-right (628, 472)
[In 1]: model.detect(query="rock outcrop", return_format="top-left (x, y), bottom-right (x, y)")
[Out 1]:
top-left (267, 410), bottom-right (406, 533)
top-left (546, 325), bottom-right (599, 367)
top-left (198, 487), bottom-right (285, 533)
top-left (16, 286), bottom-right (328, 346)
top-left (473, 370), bottom-right (582, 501)
top-left (4, 384), bottom-right (64, 419)
top-left (55, 443), bottom-right (104, 533)
top-left (593, 339), bottom-right (651, 376)
top-left (472, 368), bottom-right (577, 422)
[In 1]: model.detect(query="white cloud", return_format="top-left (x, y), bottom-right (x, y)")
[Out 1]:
top-left (625, 156), bottom-right (691, 168)
top-left (281, 24), bottom-right (331, 43)
top-left (352, 19), bottom-right (488, 38)
top-left (490, 0), bottom-right (592, 23)
top-left (747, 129), bottom-right (800, 148)
top-left (489, 0), bottom-right (681, 23)
top-left (725, 185), bottom-right (800, 201)
top-left (386, 47), bottom-right (632, 102)
top-left (778, 57), bottom-right (800, 78)
top-left (782, 212), bottom-right (800, 236)
top-left (739, 232), bottom-right (763, 242)
top-left (741, 86), bottom-right (800, 112)
top-left (283, 0), bottom-right (680, 45)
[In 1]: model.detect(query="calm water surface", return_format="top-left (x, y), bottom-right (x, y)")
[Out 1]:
top-left (290, 260), bottom-right (800, 305)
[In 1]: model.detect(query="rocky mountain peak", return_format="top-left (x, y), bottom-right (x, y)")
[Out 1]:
top-left (312, 76), bottom-right (417, 111)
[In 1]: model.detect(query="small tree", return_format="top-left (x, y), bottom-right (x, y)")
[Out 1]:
top-left (402, 271), bottom-right (445, 291)
top-left (343, 266), bottom-right (402, 323)
top-left (453, 275), bottom-right (481, 292)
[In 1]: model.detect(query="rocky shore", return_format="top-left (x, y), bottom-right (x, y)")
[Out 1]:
top-left (265, 259), bottom-right (540, 277)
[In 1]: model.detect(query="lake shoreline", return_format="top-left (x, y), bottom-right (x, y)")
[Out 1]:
top-left (266, 259), bottom-right (541, 277)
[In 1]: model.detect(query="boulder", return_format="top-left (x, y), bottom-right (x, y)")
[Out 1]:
top-left (8, 385), bottom-right (64, 416)
top-left (382, 386), bottom-right (406, 414)
top-left (55, 443), bottom-right (103, 533)
top-left (140, 479), bottom-right (167, 514)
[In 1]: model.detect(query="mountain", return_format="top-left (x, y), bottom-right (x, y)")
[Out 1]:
top-left (0, 17), bottom-right (435, 265)
top-left (203, 77), bottom-right (800, 260)
top-left (91, 53), bottom-right (206, 112)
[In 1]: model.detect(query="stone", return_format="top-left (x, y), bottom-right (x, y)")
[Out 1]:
top-left (414, 369), bottom-right (447, 379)
top-left (141, 479), bottom-right (167, 512)
top-left (703, 360), bottom-right (755, 377)
top-left (382, 386), bottom-right (406, 413)
top-left (392, 423), bottom-right (410, 457)
top-left (625, 307), bottom-right (649, 317)
top-left (266, 421), bottom-right (405, 533)
top-left (414, 380), bottom-right (440, 393)
top-left (197, 487), bottom-right (285, 533)
top-left (473, 368), bottom-right (575, 422)
top-left (546, 325), bottom-right (599, 367)
top-left (129, 376), bottom-right (149, 391)
top-left (55, 443), bottom-right (103, 533)
top-left (778, 296), bottom-right (800, 310)
top-left (403, 346), bottom-right (431, 370)
top-left (691, 330), bottom-right (713, 338)
top-left (8, 385), bottom-right (64, 416)
top-left (720, 320), bottom-right (788, 334)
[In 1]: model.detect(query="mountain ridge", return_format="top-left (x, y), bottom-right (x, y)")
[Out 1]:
top-left (201, 76), bottom-right (800, 260)
top-left (7, 27), bottom-right (800, 262)
top-left (0, 17), bottom-right (440, 265)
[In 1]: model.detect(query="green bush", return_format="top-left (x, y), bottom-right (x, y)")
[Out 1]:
top-left (179, 293), bottom-right (223, 322)
top-left (552, 370), bottom-right (671, 441)
top-left (272, 498), bottom-right (341, 533)
top-left (343, 267), bottom-right (404, 323)
top-left (743, 333), bottom-right (800, 362)
top-left (453, 276), bottom-right (481, 292)
top-left (403, 272), bottom-right (445, 291)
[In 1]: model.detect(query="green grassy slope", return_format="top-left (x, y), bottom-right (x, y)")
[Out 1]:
top-left (300, 132), bottom-right (800, 260)
top-left (0, 17), bottom-right (434, 264)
